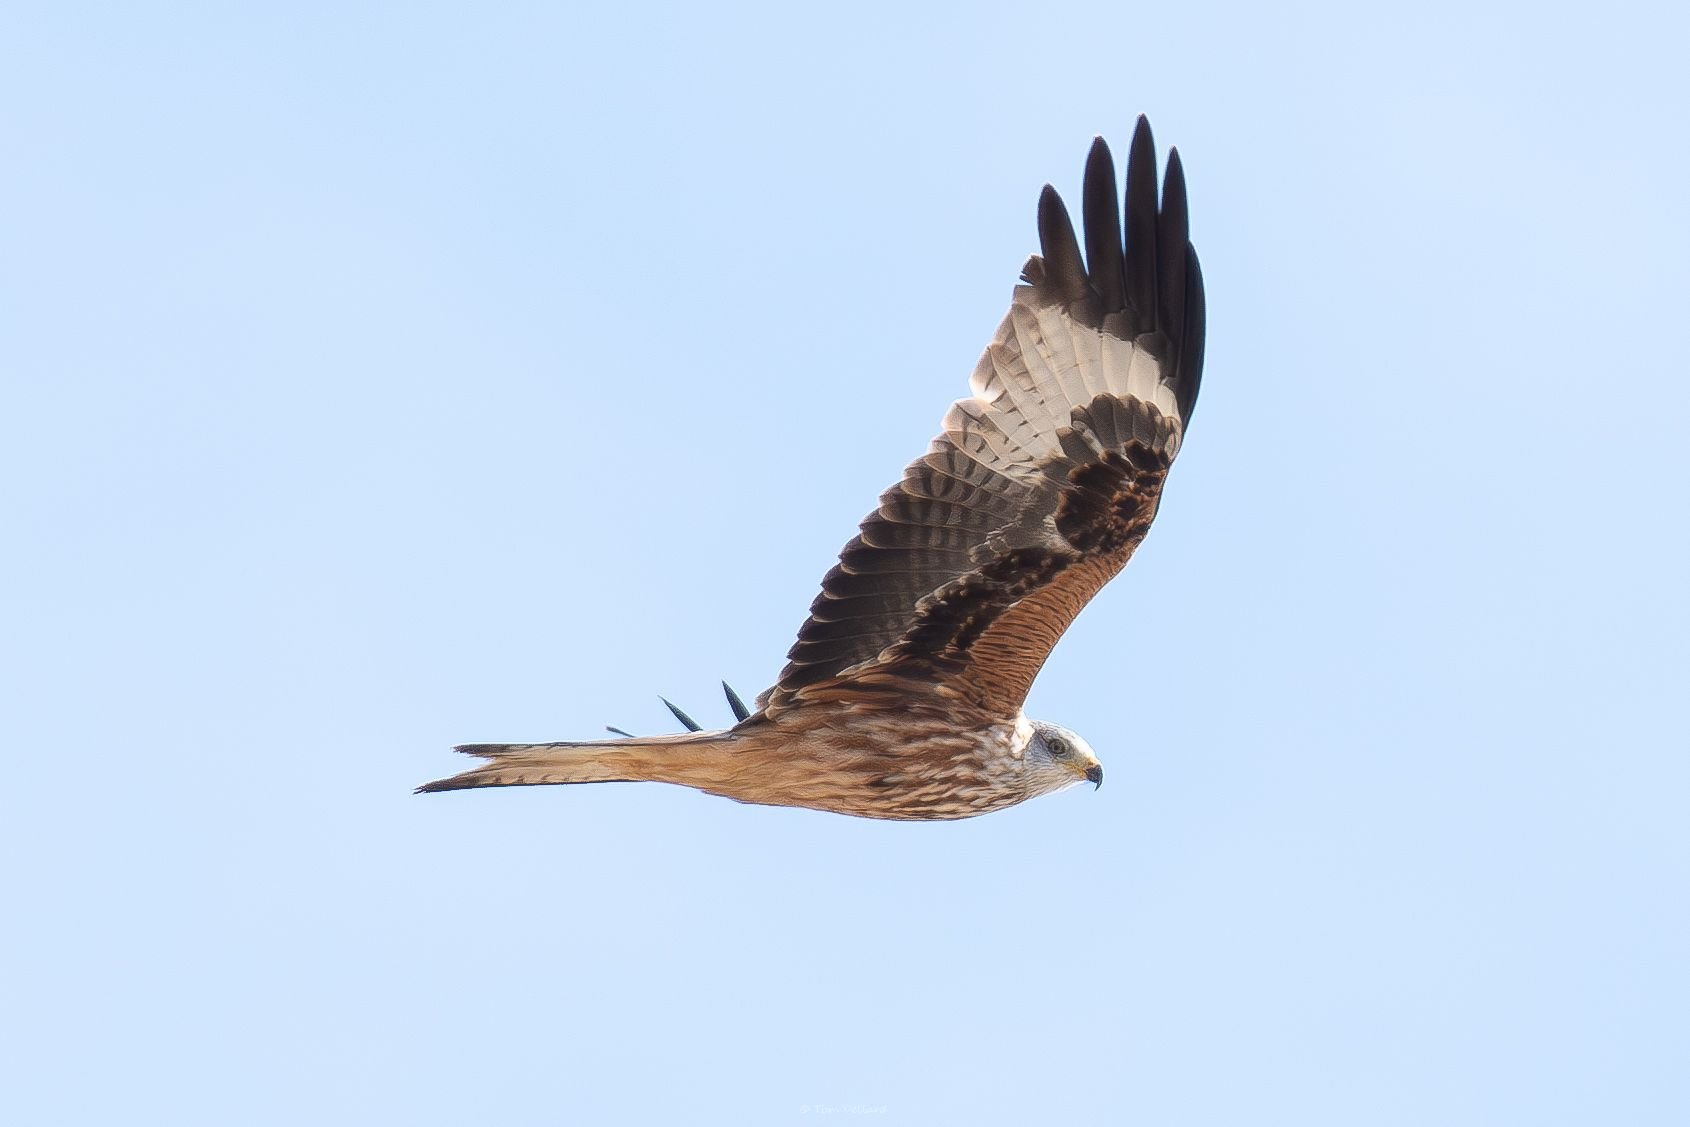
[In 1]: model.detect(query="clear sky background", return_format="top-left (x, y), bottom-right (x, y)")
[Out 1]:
top-left (4, 3), bottom-right (1686, 1124)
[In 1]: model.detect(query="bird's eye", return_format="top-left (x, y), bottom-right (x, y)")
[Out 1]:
top-left (1048, 737), bottom-right (1070, 758)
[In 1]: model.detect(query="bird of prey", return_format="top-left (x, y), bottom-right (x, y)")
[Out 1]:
top-left (420, 117), bottom-right (1205, 820)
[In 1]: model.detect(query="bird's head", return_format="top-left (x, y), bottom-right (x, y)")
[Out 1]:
top-left (1026, 720), bottom-right (1104, 796)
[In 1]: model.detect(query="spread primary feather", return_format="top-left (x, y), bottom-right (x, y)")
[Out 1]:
top-left (421, 116), bottom-right (1206, 821)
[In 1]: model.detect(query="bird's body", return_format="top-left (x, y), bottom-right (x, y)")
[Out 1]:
top-left (443, 687), bottom-right (1091, 820)
top-left (421, 117), bottom-right (1204, 820)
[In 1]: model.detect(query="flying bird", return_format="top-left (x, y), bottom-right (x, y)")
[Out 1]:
top-left (420, 117), bottom-right (1205, 820)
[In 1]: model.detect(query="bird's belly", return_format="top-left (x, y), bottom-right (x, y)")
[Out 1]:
top-left (702, 721), bottom-right (1029, 821)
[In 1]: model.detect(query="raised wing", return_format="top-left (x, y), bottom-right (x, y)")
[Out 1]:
top-left (765, 117), bottom-right (1205, 717)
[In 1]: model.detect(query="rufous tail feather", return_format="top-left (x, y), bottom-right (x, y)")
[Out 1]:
top-left (415, 730), bottom-right (728, 794)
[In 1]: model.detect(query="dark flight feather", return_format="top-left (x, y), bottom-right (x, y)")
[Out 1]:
top-left (762, 121), bottom-right (1205, 713)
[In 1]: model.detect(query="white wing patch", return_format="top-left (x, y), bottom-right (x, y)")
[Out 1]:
top-left (961, 286), bottom-right (1183, 476)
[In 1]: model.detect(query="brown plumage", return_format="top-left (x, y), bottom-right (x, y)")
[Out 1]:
top-left (419, 117), bottom-right (1206, 820)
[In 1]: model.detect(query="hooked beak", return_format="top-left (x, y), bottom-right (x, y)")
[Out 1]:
top-left (1085, 763), bottom-right (1104, 790)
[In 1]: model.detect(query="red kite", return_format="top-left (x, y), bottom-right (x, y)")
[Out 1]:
top-left (421, 117), bottom-right (1205, 819)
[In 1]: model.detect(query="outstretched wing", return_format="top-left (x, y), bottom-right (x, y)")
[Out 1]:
top-left (765, 117), bottom-right (1205, 717)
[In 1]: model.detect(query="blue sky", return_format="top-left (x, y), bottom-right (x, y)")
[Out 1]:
top-left (4, 2), bottom-right (1687, 1124)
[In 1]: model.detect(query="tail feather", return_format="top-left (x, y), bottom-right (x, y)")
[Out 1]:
top-left (416, 731), bottom-right (724, 794)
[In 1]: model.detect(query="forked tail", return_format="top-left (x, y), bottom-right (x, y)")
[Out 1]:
top-left (415, 730), bottom-right (728, 794)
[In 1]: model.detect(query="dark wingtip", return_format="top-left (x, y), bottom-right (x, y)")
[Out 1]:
top-left (604, 725), bottom-right (636, 738)
top-left (1163, 146), bottom-right (1187, 204)
top-left (661, 697), bottom-right (702, 732)
top-left (1082, 137), bottom-right (1125, 310)
top-left (1132, 114), bottom-right (1154, 153)
top-left (1036, 184), bottom-right (1088, 305)
top-left (1118, 116), bottom-right (1204, 427)
top-left (722, 681), bottom-right (750, 722)
top-left (1180, 244), bottom-right (1206, 418)
top-left (1037, 182), bottom-right (1062, 214)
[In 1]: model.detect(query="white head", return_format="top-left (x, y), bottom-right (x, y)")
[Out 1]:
top-left (1024, 719), bottom-right (1104, 798)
